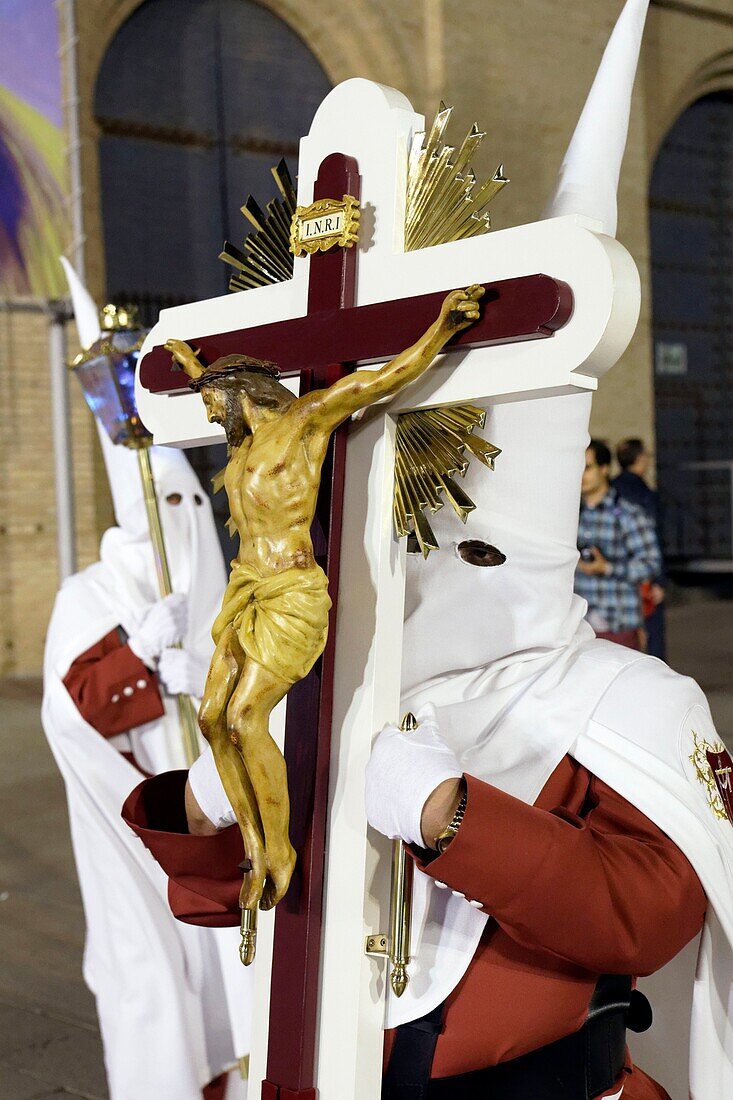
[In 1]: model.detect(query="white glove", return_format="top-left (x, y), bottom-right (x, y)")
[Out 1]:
top-left (158, 647), bottom-right (210, 698)
top-left (365, 704), bottom-right (462, 847)
top-left (188, 745), bottom-right (236, 830)
top-left (128, 593), bottom-right (187, 667)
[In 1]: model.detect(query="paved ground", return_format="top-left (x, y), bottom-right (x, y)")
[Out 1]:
top-left (0, 679), bottom-right (106, 1099)
top-left (0, 594), bottom-right (730, 1098)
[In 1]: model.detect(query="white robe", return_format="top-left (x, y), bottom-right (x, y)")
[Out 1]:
top-left (42, 448), bottom-right (250, 1100)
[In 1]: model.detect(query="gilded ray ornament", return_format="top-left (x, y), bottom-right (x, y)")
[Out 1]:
top-left (404, 102), bottom-right (509, 252)
top-left (392, 103), bottom-right (507, 555)
top-left (220, 159), bottom-right (297, 293)
top-left (394, 405), bottom-right (501, 557)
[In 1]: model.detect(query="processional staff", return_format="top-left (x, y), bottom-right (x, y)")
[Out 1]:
top-left (65, 279), bottom-right (200, 766)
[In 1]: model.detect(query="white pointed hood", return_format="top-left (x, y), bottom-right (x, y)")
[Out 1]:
top-left (61, 255), bottom-right (101, 349)
top-left (542, 0), bottom-right (650, 235)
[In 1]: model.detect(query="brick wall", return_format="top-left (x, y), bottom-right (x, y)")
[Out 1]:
top-left (0, 308), bottom-right (107, 674)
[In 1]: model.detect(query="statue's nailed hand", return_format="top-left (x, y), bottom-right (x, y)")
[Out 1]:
top-left (439, 284), bottom-right (484, 335)
top-left (165, 339), bottom-right (202, 376)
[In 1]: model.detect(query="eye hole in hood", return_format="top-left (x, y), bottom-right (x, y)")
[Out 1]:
top-left (456, 540), bottom-right (506, 568)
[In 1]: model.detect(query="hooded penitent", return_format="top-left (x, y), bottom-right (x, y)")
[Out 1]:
top-left (393, 3), bottom-right (733, 1098)
top-left (42, 263), bottom-right (249, 1099)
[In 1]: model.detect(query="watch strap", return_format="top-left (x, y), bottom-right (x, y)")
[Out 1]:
top-left (435, 785), bottom-right (467, 854)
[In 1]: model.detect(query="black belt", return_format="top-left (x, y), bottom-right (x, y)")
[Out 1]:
top-left (382, 975), bottom-right (652, 1100)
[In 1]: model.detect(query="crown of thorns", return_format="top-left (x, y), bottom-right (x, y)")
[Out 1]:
top-left (185, 353), bottom-right (281, 391)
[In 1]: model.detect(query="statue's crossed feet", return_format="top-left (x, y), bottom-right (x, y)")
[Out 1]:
top-left (239, 839), bottom-right (297, 912)
top-left (263, 841), bottom-right (297, 911)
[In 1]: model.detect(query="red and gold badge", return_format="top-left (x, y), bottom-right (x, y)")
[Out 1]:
top-left (690, 731), bottom-right (733, 825)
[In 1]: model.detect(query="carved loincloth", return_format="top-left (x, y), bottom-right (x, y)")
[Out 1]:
top-left (212, 561), bottom-right (332, 684)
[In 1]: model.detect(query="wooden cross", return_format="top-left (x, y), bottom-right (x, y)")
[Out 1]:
top-left (135, 78), bottom-right (640, 1100)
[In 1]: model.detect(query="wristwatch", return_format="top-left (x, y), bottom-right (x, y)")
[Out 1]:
top-left (435, 785), bottom-right (467, 854)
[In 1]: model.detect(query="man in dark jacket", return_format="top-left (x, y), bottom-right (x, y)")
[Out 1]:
top-left (612, 438), bottom-right (666, 659)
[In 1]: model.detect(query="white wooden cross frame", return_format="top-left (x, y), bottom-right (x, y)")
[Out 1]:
top-left (135, 78), bottom-right (640, 1100)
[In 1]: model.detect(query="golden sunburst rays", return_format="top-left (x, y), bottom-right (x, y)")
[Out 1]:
top-left (220, 159), bottom-right (297, 293)
top-left (394, 405), bottom-right (501, 557)
top-left (404, 103), bottom-right (509, 253)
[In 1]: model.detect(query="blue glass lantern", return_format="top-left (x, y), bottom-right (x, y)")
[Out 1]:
top-left (71, 304), bottom-right (151, 448)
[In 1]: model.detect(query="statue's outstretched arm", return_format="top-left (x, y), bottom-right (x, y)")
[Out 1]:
top-left (305, 285), bottom-right (484, 434)
top-left (165, 339), bottom-right (207, 383)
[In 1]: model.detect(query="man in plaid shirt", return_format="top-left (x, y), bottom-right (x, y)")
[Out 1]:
top-left (575, 439), bottom-right (662, 648)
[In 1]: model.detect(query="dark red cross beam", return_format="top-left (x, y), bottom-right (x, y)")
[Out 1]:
top-left (139, 276), bottom-right (573, 395)
top-left (139, 154), bottom-right (573, 1100)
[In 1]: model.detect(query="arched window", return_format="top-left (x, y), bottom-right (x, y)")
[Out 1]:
top-left (650, 93), bottom-right (733, 568)
top-left (95, 0), bottom-right (331, 553)
top-left (95, 0), bottom-right (330, 306)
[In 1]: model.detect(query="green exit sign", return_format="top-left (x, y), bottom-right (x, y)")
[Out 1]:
top-left (655, 341), bottom-right (688, 376)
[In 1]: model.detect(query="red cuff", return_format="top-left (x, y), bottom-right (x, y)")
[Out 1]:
top-left (63, 630), bottom-right (164, 736)
top-left (411, 773), bottom-right (527, 910)
top-left (122, 771), bottom-right (243, 927)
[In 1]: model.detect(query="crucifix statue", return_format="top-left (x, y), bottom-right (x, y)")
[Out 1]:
top-left (164, 285), bottom-right (483, 925)
top-left (134, 67), bottom-right (641, 1100)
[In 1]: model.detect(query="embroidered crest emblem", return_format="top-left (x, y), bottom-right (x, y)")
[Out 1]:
top-left (690, 730), bottom-right (733, 824)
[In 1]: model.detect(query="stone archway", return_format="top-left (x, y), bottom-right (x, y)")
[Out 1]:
top-left (658, 49), bottom-right (733, 149)
top-left (75, 0), bottom-right (420, 298)
top-left (94, 0), bottom-right (332, 305)
top-left (649, 89), bottom-right (733, 568)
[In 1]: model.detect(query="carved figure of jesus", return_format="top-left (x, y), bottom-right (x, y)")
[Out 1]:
top-left (165, 285), bottom-right (483, 923)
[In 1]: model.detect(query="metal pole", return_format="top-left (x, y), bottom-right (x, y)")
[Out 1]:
top-left (390, 712), bottom-right (417, 996)
top-left (58, 0), bottom-right (86, 278)
top-left (136, 447), bottom-right (201, 765)
top-left (388, 838), bottom-right (413, 996)
top-left (48, 304), bottom-right (77, 581)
